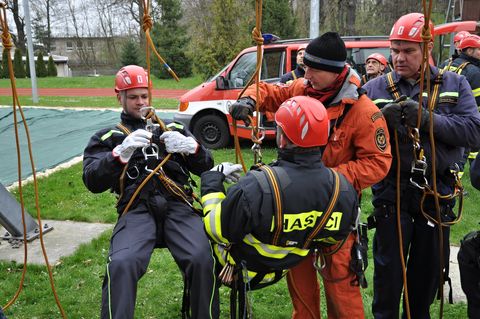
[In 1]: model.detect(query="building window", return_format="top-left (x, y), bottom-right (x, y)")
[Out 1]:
top-left (66, 41), bottom-right (73, 51)
top-left (87, 40), bottom-right (94, 49)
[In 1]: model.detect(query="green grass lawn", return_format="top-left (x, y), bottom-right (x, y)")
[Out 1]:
top-left (2, 145), bottom-right (475, 318)
top-left (0, 75), bottom-right (205, 90)
top-left (0, 75), bottom-right (203, 108)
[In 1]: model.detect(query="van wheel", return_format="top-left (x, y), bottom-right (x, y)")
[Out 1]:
top-left (193, 114), bottom-right (230, 149)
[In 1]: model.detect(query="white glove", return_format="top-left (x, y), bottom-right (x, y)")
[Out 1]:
top-left (112, 129), bottom-right (152, 163)
top-left (160, 131), bottom-right (198, 155)
top-left (211, 162), bottom-right (243, 184)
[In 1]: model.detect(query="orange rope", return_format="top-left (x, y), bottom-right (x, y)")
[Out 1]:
top-left (0, 3), bottom-right (66, 317)
top-left (394, 131), bottom-right (411, 319)
top-left (141, 0), bottom-right (179, 107)
top-left (418, 2), bottom-right (446, 317)
top-left (233, 0), bottom-right (264, 172)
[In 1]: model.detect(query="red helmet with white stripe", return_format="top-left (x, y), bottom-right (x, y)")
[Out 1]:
top-left (389, 13), bottom-right (434, 43)
top-left (115, 65), bottom-right (149, 93)
top-left (458, 34), bottom-right (480, 50)
top-left (275, 96), bottom-right (329, 148)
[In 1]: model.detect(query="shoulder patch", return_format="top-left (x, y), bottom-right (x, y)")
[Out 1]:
top-left (374, 127), bottom-right (387, 152)
top-left (371, 111), bottom-right (383, 122)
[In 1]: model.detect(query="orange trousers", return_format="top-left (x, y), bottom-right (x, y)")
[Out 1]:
top-left (286, 233), bottom-right (365, 319)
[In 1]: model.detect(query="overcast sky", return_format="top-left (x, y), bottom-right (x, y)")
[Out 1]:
top-left (7, 0), bottom-right (137, 39)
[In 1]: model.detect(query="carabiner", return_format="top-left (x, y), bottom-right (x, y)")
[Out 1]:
top-left (142, 144), bottom-right (159, 160)
top-left (313, 249), bottom-right (326, 271)
top-left (140, 106), bottom-right (154, 120)
top-left (410, 159), bottom-right (428, 189)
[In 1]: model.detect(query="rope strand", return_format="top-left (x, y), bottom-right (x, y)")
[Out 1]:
top-left (0, 3), bottom-right (66, 317)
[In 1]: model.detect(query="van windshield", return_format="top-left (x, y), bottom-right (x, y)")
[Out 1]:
top-left (208, 64), bottom-right (230, 83)
top-left (228, 50), bottom-right (284, 88)
top-left (347, 47), bottom-right (391, 75)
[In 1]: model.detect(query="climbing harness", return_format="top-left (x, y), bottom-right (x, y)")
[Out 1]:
top-left (115, 109), bottom-right (202, 217)
top-left (383, 3), bottom-right (466, 315)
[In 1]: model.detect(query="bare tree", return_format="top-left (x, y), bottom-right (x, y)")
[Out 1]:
top-left (109, 0), bottom-right (161, 49)
top-left (5, 0), bottom-right (26, 52)
top-left (67, 0), bottom-right (97, 70)
top-left (94, 0), bottom-right (122, 63)
top-left (31, 0), bottom-right (60, 52)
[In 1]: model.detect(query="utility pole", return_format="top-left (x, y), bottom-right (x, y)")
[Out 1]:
top-left (22, 0), bottom-right (39, 103)
top-left (310, 0), bottom-right (320, 38)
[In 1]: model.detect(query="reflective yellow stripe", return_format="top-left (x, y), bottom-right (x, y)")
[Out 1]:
top-left (372, 98), bottom-right (393, 105)
top-left (204, 197), bottom-right (228, 244)
top-left (245, 269), bottom-right (288, 285)
top-left (472, 87), bottom-right (480, 98)
top-left (201, 192), bottom-right (225, 214)
top-left (439, 92), bottom-right (459, 98)
top-left (101, 130), bottom-right (124, 141)
top-left (468, 152), bottom-right (478, 159)
top-left (312, 236), bottom-right (339, 244)
top-left (167, 122), bottom-right (184, 130)
top-left (243, 234), bottom-right (309, 258)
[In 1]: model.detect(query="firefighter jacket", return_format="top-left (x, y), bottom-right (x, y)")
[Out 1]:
top-left (470, 153), bottom-right (480, 191)
top-left (363, 67), bottom-right (480, 207)
top-left (438, 53), bottom-right (459, 70)
top-left (243, 67), bottom-right (392, 192)
top-left (279, 66), bottom-right (305, 84)
top-left (200, 149), bottom-right (359, 287)
top-left (83, 111), bottom-right (213, 213)
top-left (445, 52), bottom-right (480, 107)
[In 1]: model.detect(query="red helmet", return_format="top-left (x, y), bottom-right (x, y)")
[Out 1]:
top-left (366, 53), bottom-right (388, 66)
top-left (453, 31), bottom-right (471, 43)
top-left (297, 43), bottom-right (307, 52)
top-left (458, 34), bottom-right (480, 50)
top-left (389, 13), bottom-right (434, 43)
top-left (275, 96), bottom-right (329, 148)
top-left (115, 65), bottom-right (149, 93)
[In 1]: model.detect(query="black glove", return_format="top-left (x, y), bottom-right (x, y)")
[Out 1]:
top-left (401, 99), bottom-right (430, 130)
top-left (381, 101), bottom-right (403, 130)
top-left (229, 97), bottom-right (255, 126)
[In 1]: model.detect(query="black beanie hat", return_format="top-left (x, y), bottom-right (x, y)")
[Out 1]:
top-left (304, 32), bottom-right (347, 73)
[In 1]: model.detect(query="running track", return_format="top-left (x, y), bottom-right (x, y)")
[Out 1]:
top-left (0, 88), bottom-right (188, 99)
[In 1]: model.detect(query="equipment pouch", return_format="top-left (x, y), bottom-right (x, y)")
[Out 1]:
top-left (349, 224), bottom-right (369, 288)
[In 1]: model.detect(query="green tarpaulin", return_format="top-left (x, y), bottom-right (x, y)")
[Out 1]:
top-left (0, 107), bottom-right (174, 186)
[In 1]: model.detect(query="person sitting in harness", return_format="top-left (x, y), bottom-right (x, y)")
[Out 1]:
top-left (82, 65), bottom-right (219, 319)
top-left (200, 96), bottom-right (361, 316)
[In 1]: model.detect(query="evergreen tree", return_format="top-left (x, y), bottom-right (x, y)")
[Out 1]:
top-left (2, 50), bottom-right (9, 78)
top-left (47, 55), bottom-right (57, 77)
top-left (151, 0), bottom-right (192, 79)
top-left (25, 52), bottom-right (31, 78)
top-left (120, 39), bottom-right (141, 66)
top-left (262, 0), bottom-right (298, 39)
top-left (191, 0), bottom-right (251, 78)
top-left (13, 48), bottom-right (25, 78)
top-left (36, 52), bottom-right (47, 77)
